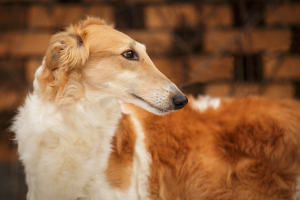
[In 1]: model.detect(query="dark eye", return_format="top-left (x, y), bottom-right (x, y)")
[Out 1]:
top-left (122, 50), bottom-right (138, 60)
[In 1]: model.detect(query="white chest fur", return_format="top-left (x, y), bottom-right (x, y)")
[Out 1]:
top-left (13, 93), bottom-right (150, 200)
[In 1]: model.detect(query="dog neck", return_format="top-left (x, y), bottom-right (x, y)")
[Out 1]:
top-left (59, 96), bottom-right (123, 138)
top-left (33, 65), bottom-right (123, 138)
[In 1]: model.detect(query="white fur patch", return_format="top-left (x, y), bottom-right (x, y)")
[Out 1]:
top-left (33, 65), bottom-right (43, 92)
top-left (192, 95), bottom-right (220, 112)
top-left (131, 116), bottom-right (151, 200)
top-left (12, 93), bottom-right (128, 199)
top-left (293, 175), bottom-right (300, 200)
top-left (13, 86), bottom-right (153, 200)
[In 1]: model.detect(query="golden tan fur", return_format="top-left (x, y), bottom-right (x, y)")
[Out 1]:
top-left (38, 19), bottom-right (91, 104)
top-left (37, 16), bottom-right (117, 105)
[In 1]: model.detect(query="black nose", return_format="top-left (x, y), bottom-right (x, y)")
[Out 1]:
top-left (172, 94), bottom-right (188, 110)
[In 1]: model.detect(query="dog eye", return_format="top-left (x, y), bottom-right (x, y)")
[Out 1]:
top-left (122, 50), bottom-right (138, 60)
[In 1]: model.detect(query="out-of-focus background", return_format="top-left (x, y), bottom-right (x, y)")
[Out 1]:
top-left (0, 0), bottom-right (299, 199)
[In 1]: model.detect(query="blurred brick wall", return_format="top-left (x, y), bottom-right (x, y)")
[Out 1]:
top-left (1, 0), bottom-right (300, 156)
top-left (0, 0), bottom-right (300, 198)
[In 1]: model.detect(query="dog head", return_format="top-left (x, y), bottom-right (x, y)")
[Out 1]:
top-left (36, 17), bottom-right (188, 115)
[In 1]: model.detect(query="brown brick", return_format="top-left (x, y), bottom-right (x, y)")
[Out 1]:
top-left (124, 30), bottom-right (173, 55)
top-left (266, 4), bottom-right (300, 25)
top-left (0, 5), bottom-right (27, 30)
top-left (264, 56), bottom-right (300, 79)
top-left (53, 6), bottom-right (85, 27)
top-left (204, 83), bottom-right (231, 97)
top-left (30, 5), bottom-right (82, 28)
top-left (200, 5), bottom-right (232, 27)
top-left (86, 6), bottom-right (115, 23)
top-left (18, 32), bottom-right (51, 56)
top-left (28, 5), bottom-right (114, 28)
top-left (0, 90), bottom-right (23, 111)
top-left (263, 83), bottom-right (294, 99)
top-left (26, 59), bottom-right (42, 83)
top-left (203, 30), bottom-right (239, 53)
top-left (0, 32), bottom-right (51, 56)
top-left (232, 84), bottom-right (260, 97)
top-left (263, 55), bottom-right (280, 79)
top-left (144, 4), bottom-right (199, 29)
top-left (204, 29), bottom-right (291, 53)
top-left (151, 57), bottom-right (186, 85)
top-left (0, 143), bottom-right (18, 162)
top-left (0, 33), bottom-right (15, 55)
top-left (188, 56), bottom-right (234, 83)
top-left (250, 30), bottom-right (291, 52)
top-left (28, 6), bottom-right (53, 28)
top-left (0, 32), bottom-right (19, 56)
top-left (0, 59), bottom-right (26, 91)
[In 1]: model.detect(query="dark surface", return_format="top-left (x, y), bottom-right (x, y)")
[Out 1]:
top-left (291, 26), bottom-right (300, 54)
top-left (232, 0), bottom-right (265, 27)
top-left (294, 81), bottom-right (300, 99)
top-left (234, 54), bottom-right (263, 83)
top-left (0, 162), bottom-right (27, 200)
top-left (115, 3), bottom-right (145, 29)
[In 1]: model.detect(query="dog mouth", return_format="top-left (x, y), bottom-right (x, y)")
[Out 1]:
top-left (129, 93), bottom-right (169, 113)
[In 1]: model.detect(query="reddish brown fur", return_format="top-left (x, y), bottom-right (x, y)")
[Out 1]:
top-left (106, 114), bottom-right (137, 191)
top-left (121, 96), bottom-right (300, 200)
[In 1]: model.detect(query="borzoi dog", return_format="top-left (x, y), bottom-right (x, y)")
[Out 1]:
top-left (12, 17), bottom-right (300, 200)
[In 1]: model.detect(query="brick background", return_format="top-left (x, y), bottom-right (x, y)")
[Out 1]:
top-left (188, 56), bottom-right (234, 82)
top-left (203, 29), bottom-right (291, 53)
top-left (266, 56), bottom-right (300, 79)
top-left (144, 4), bottom-right (199, 29)
top-left (265, 3), bottom-right (300, 25)
top-left (0, 0), bottom-right (300, 198)
top-left (28, 5), bottom-right (114, 28)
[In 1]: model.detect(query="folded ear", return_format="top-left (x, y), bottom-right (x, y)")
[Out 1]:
top-left (37, 17), bottom-right (109, 105)
top-left (45, 25), bottom-right (89, 71)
